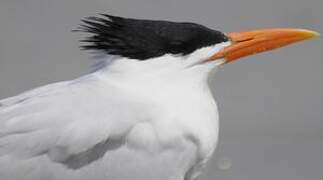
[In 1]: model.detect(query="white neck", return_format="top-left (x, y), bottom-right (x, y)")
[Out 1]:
top-left (93, 42), bottom-right (230, 88)
top-left (86, 43), bottom-right (230, 159)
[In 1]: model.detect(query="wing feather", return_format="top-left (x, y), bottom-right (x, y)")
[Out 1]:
top-left (0, 76), bottom-right (144, 166)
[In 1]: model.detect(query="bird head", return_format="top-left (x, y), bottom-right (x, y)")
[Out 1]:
top-left (77, 14), bottom-right (319, 73)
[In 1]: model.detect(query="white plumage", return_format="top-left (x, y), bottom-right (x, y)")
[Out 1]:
top-left (0, 43), bottom-right (229, 180)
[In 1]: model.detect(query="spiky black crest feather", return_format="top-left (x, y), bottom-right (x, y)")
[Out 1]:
top-left (78, 14), bottom-right (229, 60)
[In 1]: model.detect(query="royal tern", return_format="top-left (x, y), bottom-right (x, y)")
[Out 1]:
top-left (0, 14), bottom-right (319, 180)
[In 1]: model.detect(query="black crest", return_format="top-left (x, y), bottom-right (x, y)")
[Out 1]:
top-left (77, 14), bottom-right (229, 60)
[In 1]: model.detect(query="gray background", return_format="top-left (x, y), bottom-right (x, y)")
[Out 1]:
top-left (0, 0), bottom-right (322, 179)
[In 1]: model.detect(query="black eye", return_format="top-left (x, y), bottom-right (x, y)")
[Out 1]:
top-left (164, 24), bottom-right (229, 55)
top-left (170, 40), bottom-right (183, 46)
top-left (216, 32), bottom-right (229, 42)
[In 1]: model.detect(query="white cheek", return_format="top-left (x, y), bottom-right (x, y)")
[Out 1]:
top-left (182, 41), bottom-right (231, 66)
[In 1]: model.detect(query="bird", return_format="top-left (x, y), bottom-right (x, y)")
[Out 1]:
top-left (0, 14), bottom-right (319, 180)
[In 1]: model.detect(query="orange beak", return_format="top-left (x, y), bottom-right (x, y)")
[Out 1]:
top-left (209, 28), bottom-right (320, 63)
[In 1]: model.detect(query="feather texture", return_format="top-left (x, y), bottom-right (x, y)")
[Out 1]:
top-left (77, 14), bottom-right (229, 60)
top-left (0, 17), bottom-right (230, 180)
top-left (0, 56), bottom-right (221, 179)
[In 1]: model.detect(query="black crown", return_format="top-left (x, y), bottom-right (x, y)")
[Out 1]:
top-left (77, 14), bottom-right (229, 60)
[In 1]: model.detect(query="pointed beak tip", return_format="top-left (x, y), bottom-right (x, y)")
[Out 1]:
top-left (310, 30), bottom-right (320, 38)
top-left (300, 29), bottom-right (321, 39)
